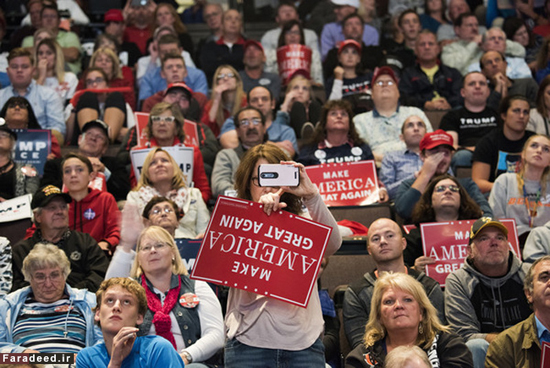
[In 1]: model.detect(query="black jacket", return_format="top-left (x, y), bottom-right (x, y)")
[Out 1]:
top-left (399, 61), bottom-right (463, 109)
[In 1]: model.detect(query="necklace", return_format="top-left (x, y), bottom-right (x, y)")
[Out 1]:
top-left (523, 183), bottom-right (541, 228)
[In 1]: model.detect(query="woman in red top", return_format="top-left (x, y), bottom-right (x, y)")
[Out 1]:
top-left (201, 64), bottom-right (247, 137)
top-left (132, 102), bottom-right (211, 202)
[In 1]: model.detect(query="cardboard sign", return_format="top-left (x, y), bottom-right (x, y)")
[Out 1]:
top-left (134, 112), bottom-right (149, 147)
top-left (12, 129), bottom-right (51, 175)
top-left (175, 238), bottom-right (202, 272)
top-left (542, 341), bottom-right (550, 367)
top-left (277, 44), bottom-right (312, 85)
top-left (191, 196), bottom-right (333, 307)
top-left (130, 146), bottom-right (194, 186)
top-left (0, 194), bottom-right (32, 223)
top-left (134, 111), bottom-right (200, 148)
top-left (420, 219), bottom-right (521, 287)
top-left (305, 161), bottom-right (380, 207)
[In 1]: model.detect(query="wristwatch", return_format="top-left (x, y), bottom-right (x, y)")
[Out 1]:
top-left (182, 350), bottom-right (193, 363)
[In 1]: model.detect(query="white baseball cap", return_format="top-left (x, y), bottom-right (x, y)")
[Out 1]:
top-left (331, 0), bottom-right (360, 7)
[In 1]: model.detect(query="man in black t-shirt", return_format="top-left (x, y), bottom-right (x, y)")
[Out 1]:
top-left (440, 71), bottom-right (499, 172)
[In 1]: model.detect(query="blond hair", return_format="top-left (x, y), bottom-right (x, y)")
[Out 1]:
top-left (363, 272), bottom-right (448, 349)
top-left (130, 226), bottom-right (188, 277)
top-left (134, 147), bottom-right (186, 191)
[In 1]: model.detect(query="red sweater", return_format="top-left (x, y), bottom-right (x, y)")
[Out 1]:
top-left (200, 96), bottom-right (247, 137)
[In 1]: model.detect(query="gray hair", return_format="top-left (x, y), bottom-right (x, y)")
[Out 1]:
top-left (22, 243), bottom-right (70, 282)
top-left (384, 345), bottom-right (431, 368)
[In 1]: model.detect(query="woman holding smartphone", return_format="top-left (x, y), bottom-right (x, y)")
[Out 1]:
top-left (224, 143), bottom-right (342, 367)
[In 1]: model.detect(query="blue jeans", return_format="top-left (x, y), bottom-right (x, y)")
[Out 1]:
top-left (224, 337), bottom-right (326, 368)
top-left (451, 149), bottom-right (473, 174)
top-left (466, 338), bottom-right (489, 368)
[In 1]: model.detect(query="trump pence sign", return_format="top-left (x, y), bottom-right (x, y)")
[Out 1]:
top-left (191, 196), bottom-right (333, 307)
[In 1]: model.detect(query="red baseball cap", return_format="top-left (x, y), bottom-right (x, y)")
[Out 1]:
top-left (338, 39), bottom-right (362, 55)
top-left (372, 66), bottom-right (399, 85)
top-left (243, 40), bottom-right (264, 53)
top-left (104, 9), bottom-right (124, 23)
top-left (164, 82), bottom-right (193, 99)
top-left (419, 129), bottom-right (455, 151)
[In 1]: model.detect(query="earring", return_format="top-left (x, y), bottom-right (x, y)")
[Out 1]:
top-left (418, 323), bottom-right (424, 334)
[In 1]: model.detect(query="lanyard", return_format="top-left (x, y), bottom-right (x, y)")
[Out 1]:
top-left (523, 184), bottom-right (541, 228)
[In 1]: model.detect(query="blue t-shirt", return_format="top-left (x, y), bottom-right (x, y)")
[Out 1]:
top-left (76, 335), bottom-right (185, 368)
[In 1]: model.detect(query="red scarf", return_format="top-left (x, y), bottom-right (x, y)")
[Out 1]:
top-left (141, 274), bottom-right (181, 349)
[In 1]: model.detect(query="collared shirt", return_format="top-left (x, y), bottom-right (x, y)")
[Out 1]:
top-left (138, 65), bottom-right (208, 101)
top-left (535, 315), bottom-right (550, 345)
top-left (320, 23), bottom-right (379, 60)
top-left (0, 80), bottom-right (65, 134)
top-left (353, 105), bottom-right (433, 155)
top-left (379, 149), bottom-right (423, 199)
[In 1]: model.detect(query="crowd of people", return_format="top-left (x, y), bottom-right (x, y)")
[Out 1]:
top-left (2, 0), bottom-right (550, 367)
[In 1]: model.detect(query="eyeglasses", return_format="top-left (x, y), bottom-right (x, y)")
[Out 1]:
top-left (33, 271), bottom-right (63, 284)
top-left (86, 77), bottom-right (105, 86)
top-left (239, 118), bottom-right (261, 127)
top-left (434, 185), bottom-right (460, 193)
top-left (375, 80), bottom-right (395, 87)
top-left (140, 242), bottom-right (169, 252)
top-left (217, 72), bottom-right (235, 80)
top-left (150, 207), bottom-right (175, 216)
top-left (151, 115), bottom-right (176, 123)
top-left (7, 101), bottom-right (28, 109)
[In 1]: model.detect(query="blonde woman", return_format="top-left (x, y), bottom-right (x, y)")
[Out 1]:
top-left (201, 64), bottom-right (247, 137)
top-left (34, 38), bottom-right (77, 102)
top-left (489, 134), bottom-right (550, 244)
top-left (129, 226), bottom-right (224, 366)
top-left (345, 272), bottom-right (472, 368)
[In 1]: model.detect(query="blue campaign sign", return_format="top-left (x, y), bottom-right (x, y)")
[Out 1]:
top-left (175, 238), bottom-right (202, 272)
top-left (12, 129), bottom-right (51, 175)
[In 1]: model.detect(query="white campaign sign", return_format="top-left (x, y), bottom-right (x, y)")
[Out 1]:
top-left (0, 194), bottom-right (32, 223)
top-left (130, 146), bottom-right (194, 186)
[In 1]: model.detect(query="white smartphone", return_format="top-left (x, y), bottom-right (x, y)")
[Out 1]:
top-left (258, 164), bottom-right (300, 187)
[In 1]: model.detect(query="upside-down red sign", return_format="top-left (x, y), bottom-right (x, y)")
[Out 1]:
top-left (420, 219), bottom-right (520, 287)
top-left (305, 161), bottom-right (380, 207)
top-left (191, 196), bottom-right (333, 307)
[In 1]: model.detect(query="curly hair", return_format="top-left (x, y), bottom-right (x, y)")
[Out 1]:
top-left (308, 99), bottom-right (364, 146)
top-left (234, 143), bottom-right (303, 215)
top-left (95, 277), bottom-right (148, 318)
top-left (363, 272), bottom-right (449, 349)
top-left (411, 174), bottom-right (482, 224)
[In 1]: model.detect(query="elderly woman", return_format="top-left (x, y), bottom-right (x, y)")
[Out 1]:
top-left (129, 226), bottom-right (224, 366)
top-left (490, 134), bottom-right (550, 245)
top-left (120, 102), bottom-right (211, 202)
top-left (224, 143), bottom-right (342, 366)
top-left (345, 272), bottom-right (473, 368)
top-left (0, 123), bottom-right (39, 201)
top-left (0, 243), bottom-right (101, 353)
top-left (405, 174), bottom-right (482, 271)
top-left (121, 147), bottom-right (210, 243)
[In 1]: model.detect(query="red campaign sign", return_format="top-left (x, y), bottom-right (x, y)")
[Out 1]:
top-left (420, 219), bottom-right (521, 287)
top-left (277, 44), bottom-right (312, 85)
top-left (542, 341), bottom-right (550, 367)
top-left (305, 161), bottom-right (380, 207)
top-left (190, 196), bottom-right (333, 307)
top-left (134, 112), bottom-right (200, 147)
